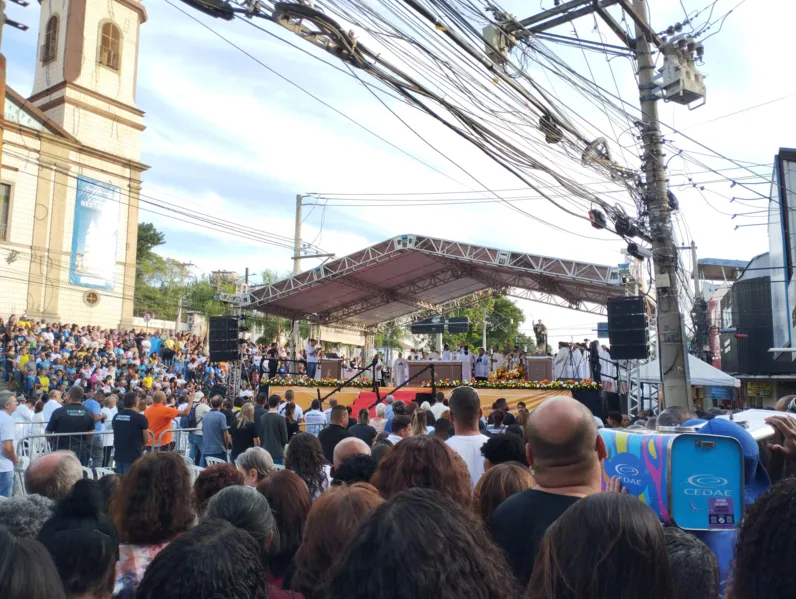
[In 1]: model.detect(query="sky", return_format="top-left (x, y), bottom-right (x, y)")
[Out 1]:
top-left (5, 0), bottom-right (796, 345)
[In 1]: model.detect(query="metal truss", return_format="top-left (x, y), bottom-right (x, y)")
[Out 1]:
top-left (335, 275), bottom-right (440, 314)
top-left (506, 288), bottom-right (608, 315)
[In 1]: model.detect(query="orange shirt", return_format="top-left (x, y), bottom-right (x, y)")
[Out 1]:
top-left (145, 403), bottom-right (180, 447)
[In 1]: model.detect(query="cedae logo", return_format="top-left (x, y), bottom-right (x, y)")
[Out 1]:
top-left (613, 464), bottom-right (642, 486)
top-left (685, 474), bottom-right (732, 497)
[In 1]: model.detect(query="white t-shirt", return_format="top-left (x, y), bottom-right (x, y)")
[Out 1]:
top-left (101, 407), bottom-right (118, 447)
top-left (387, 434), bottom-right (404, 445)
top-left (446, 434), bottom-right (490, 489)
top-left (0, 412), bottom-right (16, 473)
top-left (42, 399), bottom-right (63, 424)
top-left (305, 344), bottom-right (318, 363)
top-left (278, 402), bottom-right (303, 420)
top-left (430, 402), bottom-right (448, 420)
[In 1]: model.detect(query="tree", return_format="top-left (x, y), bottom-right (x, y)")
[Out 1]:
top-left (440, 296), bottom-right (535, 352)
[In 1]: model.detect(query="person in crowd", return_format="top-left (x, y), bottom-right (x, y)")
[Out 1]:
top-left (433, 417), bottom-right (453, 441)
top-left (527, 494), bottom-right (674, 599)
top-left (24, 450), bottom-right (83, 500)
top-left (97, 473), bottom-right (121, 512)
top-left (445, 386), bottom-right (490, 489)
top-left (318, 405), bottom-right (353, 464)
top-left (0, 493), bottom-right (54, 537)
top-left (46, 385), bottom-right (95, 466)
top-left (37, 480), bottom-right (120, 599)
top-left (286, 432), bottom-right (331, 500)
top-left (235, 446), bottom-right (275, 487)
top-left (386, 414), bottom-right (412, 445)
top-left (292, 484), bottom-right (384, 599)
top-left (0, 527), bottom-right (67, 599)
top-left (201, 395), bottom-right (231, 466)
top-left (193, 463), bottom-right (244, 513)
top-left (371, 440), bottom-right (393, 465)
top-left (656, 406), bottom-right (696, 428)
top-left (345, 405), bottom-right (357, 429)
top-left (332, 454), bottom-right (379, 486)
top-left (429, 392), bottom-right (448, 420)
top-left (111, 391), bottom-right (150, 474)
top-left (284, 402), bottom-right (301, 440)
top-left (725, 477), bottom-right (796, 599)
top-left (99, 395), bottom-right (118, 467)
top-left (254, 392), bottom-right (269, 430)
top-left (109, 452), bottom-right (195, 598)
top-left (257, 470), bottom-right (313, 587)
top-left (410, 408), bottom-right (430, 436)
top-left (349, 408), bottom-right (378, 445)
top-left (332, 437), bottom-right (371, 473)
top-left (42, 389), bottom-right (63, 424)
top-left (489, 396), bottom-right (607, 587)
top-left (481, 433), bottom-right (529, 469)
top-left (605, 411), bottom-right (623, 428)
top-left (473, 462), bottom-right (534, 521)
top-left (145, 390), bottom-right (193, 451)
top-left (304, 399), bottom-right (326, 436)
top-left (384, 395), bottom-right (395, 420)
top-left (188, 392), bottom-right (210, 465)
top-left (136, 519), bottom-right (270, 599)
top-left (384, 399), bottom-right (407, 433)
top-left (370, 403), bottom-right (387, 433)
top-left (230, 402), bottom-right (260, 460)
top-left (486, 408), bottom-right (507, 434)
top-left (488, 398), bottom-right (517, 426)
top-left (664, 527), bottom-right (719, 599)
top-left (260, 394), bottom-right (289, 466)
top-left (81, 391), bottom-right (107, 468)
top-left (0, 391), bottom-right (18, 497)
top-left (315, 488), bottom-right (518, 599)
top-left (372, 435), bottom-right (471, 506)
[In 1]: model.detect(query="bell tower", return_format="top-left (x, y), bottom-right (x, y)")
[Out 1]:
top-left (27, 0), bottom-right (148, 162)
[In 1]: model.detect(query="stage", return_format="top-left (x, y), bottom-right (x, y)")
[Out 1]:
top-left (265, 386), bottom-right (577, 416)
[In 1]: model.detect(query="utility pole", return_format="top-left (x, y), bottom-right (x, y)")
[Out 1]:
top-left (690, 240), bottom-right (701, 299)
top-left (482, 315), bottom-right (488, 349)
top-left (290, 194), bottom-right (303, 374)
top-left (632, 0), bottom-right (691, 408)
top-left (506, 0), bottom-right (695, 410)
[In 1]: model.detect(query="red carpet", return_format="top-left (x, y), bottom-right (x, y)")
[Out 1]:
top-left (350, 390), bottom-right (419, 417)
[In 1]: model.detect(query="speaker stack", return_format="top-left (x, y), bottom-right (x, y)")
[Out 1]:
top-left (607, 296), bottom-right (649, 360)
top-left (209, 316), bottom-right (240, 363)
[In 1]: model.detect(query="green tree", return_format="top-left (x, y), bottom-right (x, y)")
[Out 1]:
top-left (440, 296), bottom-right (535, 351)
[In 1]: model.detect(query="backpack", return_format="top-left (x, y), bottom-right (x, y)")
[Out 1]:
top-left (182, 405), bottom-right (198, 429)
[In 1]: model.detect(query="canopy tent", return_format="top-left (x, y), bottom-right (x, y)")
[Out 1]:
top-left (637, 354), bottom-right (741, 388)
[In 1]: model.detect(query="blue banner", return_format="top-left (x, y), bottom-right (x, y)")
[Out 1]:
top-left (70, 176), bottom-right (120, 290)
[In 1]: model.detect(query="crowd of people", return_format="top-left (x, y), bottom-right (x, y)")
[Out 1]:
top-left (5, 376), bottom-right (796, 599)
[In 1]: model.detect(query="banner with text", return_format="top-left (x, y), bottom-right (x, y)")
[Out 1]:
top-left (69, 176), bottom-right (120, 290)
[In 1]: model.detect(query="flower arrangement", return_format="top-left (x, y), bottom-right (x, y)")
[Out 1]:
top-left (264, 376), bottom-right (375, 389)
top-left (421, 378), bottom-right (602, 391)
top-left (488, 367), bottom-right (524, 382)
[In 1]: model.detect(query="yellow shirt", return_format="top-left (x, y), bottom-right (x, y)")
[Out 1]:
top-left (19, 355), bottom-right (30, 370)
top-left (143, 376), bottom-right (153, 389)
top-left (38, 376), bottom-right (50, 391)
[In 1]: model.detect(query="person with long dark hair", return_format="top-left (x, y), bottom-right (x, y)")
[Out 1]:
top-left (0, 527), bottom-right (66, 599)
top-left (37, 479), bottom-right (120, 599)
top-left (315, 488), bottom-right (518, 599)
top-left (136, 520), bottom-right (269, 599)
top-left (257, 470), bottom-right (312, 587)
top-left (528, 494), bottom-right (674, 599)
top-left (292, 484), bottom-right (383, 599)
top-left (664, 527), bottom-right (719, 599)
top-left (473, 462), bottom-right (534, 521)
top-left (286, 432), bottom-right (330, 500)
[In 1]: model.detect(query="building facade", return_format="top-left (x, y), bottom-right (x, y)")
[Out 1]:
top-left (0, 0), bottom-right (147, 327)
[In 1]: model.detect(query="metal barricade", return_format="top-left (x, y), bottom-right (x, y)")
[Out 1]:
top-left (299, 421), bottom-right (327, 437)
top-left (154, 428), bottom-right (200, 459)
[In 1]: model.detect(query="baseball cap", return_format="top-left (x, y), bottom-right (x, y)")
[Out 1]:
top-left (684, 417), bottom-right (771, 504)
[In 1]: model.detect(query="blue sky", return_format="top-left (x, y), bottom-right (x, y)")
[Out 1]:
top-left (5, 0), bottom-right (796, 342)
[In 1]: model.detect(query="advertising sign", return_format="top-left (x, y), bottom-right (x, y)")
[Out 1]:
top-left (747, 381), bottom-right (772, 398)
top-left (69, 176), bottom-right (120, 290)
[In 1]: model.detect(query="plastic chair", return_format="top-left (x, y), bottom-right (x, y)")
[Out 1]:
top-left (13, 456), bottom-right (29, 496)
top-left (82, 467), bottom-right (95, 480)
top-left (182, 455), bottom-right (195, 467)
top-left (94, 467), bottom-right (116, 478)
top-left (189, 465), bottom-right (204, 484)
top-left (204, 456), bottom-right (227, 467)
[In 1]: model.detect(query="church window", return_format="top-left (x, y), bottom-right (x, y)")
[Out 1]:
top-left (41, 16), bottom-right (58, 64)
top-left (0, 183), bottom-right (10, 241)
top-left (99, 22), bottom-right (121, 70)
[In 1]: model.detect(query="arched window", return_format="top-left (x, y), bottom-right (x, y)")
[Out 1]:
top-left (99, 22), bottom-right (121, 70)
top-left (41, 15), bottom-right (58, 64)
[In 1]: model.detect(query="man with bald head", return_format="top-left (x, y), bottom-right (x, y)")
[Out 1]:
top-left (145, 389), bottom-right (193, 451)
top-left (488, 396), bottom-right (607, 587)
top-left (24, 450), bottom-right (83, 500)
top-left (332, 437), bottom-right (371, 474)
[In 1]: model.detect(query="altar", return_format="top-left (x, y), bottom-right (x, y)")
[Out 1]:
top-left (407, 361), bottom-right (463, 384)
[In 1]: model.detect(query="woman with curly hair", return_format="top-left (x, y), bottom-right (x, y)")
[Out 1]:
top-left (285, 432), bottom-right (330, 500)
top-left (726, 478), bottom-right (796, 599)
top-left (315, 488), bottom-right (518, 599)
top-left (291, 484), bottom-right (383, 599)
top-left (371, 435), bottom-right (472, 507)
top-left (193, 463), bottom-right (244, 513)
top-left (109, 452), bottom-right (195, 598)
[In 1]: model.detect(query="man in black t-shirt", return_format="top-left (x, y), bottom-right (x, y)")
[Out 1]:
top-left (45, 385), bottom-right (95, 466)
top-left (488, 396), bottom-right (607, 588)
top-left (112, 391), bottom-right (150, 474)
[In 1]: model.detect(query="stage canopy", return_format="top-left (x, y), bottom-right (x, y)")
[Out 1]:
top-left (637, 354), bottom-right (741, 388)
top-left (228, 234), bottom-right (625, 332)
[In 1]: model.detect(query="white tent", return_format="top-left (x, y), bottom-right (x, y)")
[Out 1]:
top-left (636, 354), bottom-right (741, 388)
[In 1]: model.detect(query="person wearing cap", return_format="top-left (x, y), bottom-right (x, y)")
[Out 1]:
top-left (683, 417), bottom-right (771, 595)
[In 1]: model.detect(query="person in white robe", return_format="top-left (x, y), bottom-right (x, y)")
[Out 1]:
top-left (552, 344), bottom-right (574, 380)
top-left (441, 345), bottom-right (452, 361)
top-left (460, 347), bottom-right (474, 382)
top-left (490, 345), bottom-right (504, 373)
top-left (393, 353), bottom-right (408, 386)
top-left (473, 348), bottom-right (490, 381)
top-left (429, 346), bottom-right (440, 360)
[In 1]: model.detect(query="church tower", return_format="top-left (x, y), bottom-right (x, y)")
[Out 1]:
top-left (27, 0), bottom-right (147, 162)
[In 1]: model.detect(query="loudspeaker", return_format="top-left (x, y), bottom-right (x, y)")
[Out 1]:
top-left (209, 316), bottom-right (240, 362)
top-left (607, 296), bottom-right (648, 360)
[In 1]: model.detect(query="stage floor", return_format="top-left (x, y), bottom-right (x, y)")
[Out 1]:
top-left (267, 386), bottom-right (572, 413)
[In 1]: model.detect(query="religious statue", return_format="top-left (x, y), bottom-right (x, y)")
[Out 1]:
top-left (533, 319), bottom-right (548, 354)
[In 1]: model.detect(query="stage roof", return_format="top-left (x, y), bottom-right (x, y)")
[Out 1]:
top-left (235, 235), bottom-right (625, 331)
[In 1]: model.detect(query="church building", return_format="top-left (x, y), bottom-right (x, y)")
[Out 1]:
top-left (0, 0), bottom-right (147, 327)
